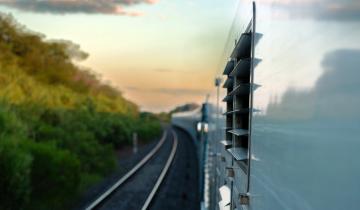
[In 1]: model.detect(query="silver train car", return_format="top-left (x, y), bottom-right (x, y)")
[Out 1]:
top-left (172, 0), bottom-right (360, 210)
top-left (171, 107), bottom-right (203, 144)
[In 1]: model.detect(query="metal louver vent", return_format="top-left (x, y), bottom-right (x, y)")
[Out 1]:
top-left (220, 4), bottom-right (262, 204)
top-left (222, 27), bottom-right (255, 172)
top-left (214, 3), bottom-right (261, 209)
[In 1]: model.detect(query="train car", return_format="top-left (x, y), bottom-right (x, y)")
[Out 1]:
top-left (173, 1), bottom-right (360, 210)
top-left (172, 103), bottom-right (225, 209)
top-left (171, 106), bottom-right (203, 144)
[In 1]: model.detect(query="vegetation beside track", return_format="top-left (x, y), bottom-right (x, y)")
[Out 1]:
top-left (0, 14), bottom-right (161, 210)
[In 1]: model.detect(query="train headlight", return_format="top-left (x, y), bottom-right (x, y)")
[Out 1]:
top-left (197, 122), bottom-right (209, 133)
top-left (197, 122), bottom-right (202, 132)
top-left (203, 123), bottom-right (209, 133)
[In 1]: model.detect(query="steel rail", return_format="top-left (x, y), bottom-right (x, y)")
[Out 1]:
top-left (141, 129), bottom-right (178, 210)
top-left (85, 130), bottom-right (168, 210)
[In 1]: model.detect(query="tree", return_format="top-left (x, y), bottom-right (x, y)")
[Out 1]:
top-left (0, 139), bottom-right (32, 210)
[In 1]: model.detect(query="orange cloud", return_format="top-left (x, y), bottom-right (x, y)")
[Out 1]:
top-left (146, 0), bottom-right (159, 4)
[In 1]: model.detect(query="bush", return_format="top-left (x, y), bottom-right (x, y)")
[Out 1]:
top-left (0, 138), bottom-right (32, 210)
top-left (0, 103), bottom-right (27, 137)
top-left (136, 112), bottom-right (162, 143)
top-left (24, 141), bottom-right (81, 210)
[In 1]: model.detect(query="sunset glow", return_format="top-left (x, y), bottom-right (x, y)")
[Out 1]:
top-left (0, 0), bottom-right (238, 111)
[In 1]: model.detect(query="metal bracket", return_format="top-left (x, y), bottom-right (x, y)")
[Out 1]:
top-left (239, 193), bottom-right (250, 205)
top-left (225, 167), bottom-right (235, 178)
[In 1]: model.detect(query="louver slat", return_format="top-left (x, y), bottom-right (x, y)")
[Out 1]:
top-left (222, 94), bottom-right (233, 102)
top-left (220, 140), bottom-right (233, 149)
top-left (223, 78), bottom-right (234, 88)
top-left (254, 32), bottom-right (263, 46)
top-left (222, 109), bottom-right (250, 115)
top-left (227, 147), bottom-right (248, 161)
top-left (230, 59), bottom-right (251, 77)
top-left (229, 84), bottom-right (260, 96)
top-left (230, 33), bottom-right (251, 59)
top-left (228, 129), bottom-right (248, 136)
top-left (222, 60), bottom-right (235, 75)
top-left (229, 84), bottom-right (250, 96)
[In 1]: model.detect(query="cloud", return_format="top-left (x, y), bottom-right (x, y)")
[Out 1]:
top-left (0, 0), bottom-right (158, 15)
top-left (146, 0), bottom-right (159, 4)
top-left (126, 86), bottom-right (210, 96)
top-left (265, 49), bottom-right (360, 121)
top-left (319, 2), bottom-right (360, 21)
top-left (256, 0), bottom-right (360, 21)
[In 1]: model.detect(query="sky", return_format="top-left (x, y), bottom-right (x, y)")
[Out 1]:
top-left (0, 0), bottom-right (239, 112)
top-left (2, 0), bottom-right (359, 113)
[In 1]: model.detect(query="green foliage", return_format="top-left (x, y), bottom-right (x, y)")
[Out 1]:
top-left (0, 138), bottom-right (32, 210)
top-left (137, 112), bottom-right (162, 143)
top-left (0, 13), bottom-right (162, 210)
top-left (24, 141), bottom-right (81, 210)
top-left (0, 13), bottom-right (138, 115)
top-left (0, 103), bottom-right (27, 137)
top-left (0, 103), bottom-right (161, 210)
top-left (155, 112), bottom-right (171, 122)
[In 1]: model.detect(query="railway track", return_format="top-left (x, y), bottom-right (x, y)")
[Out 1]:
top-left (85, 129), bottom-right (178, 210)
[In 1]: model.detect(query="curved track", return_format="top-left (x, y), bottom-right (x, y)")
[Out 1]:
top-left (147, 127), bottom-right (200, 210)
top-left (85, 129), bottom-right (177, 210)
top-left (141, 130), bottom-right (178, 210)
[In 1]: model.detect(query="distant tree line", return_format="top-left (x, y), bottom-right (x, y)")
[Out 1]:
top-left (170, 103), bottom-right (200, 114)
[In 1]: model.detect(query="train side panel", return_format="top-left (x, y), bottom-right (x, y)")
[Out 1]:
top-left (250, 0), bottom-right (360, 210)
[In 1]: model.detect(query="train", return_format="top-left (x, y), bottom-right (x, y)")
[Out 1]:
top-left (172, 0), bottom-right (360, 210)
